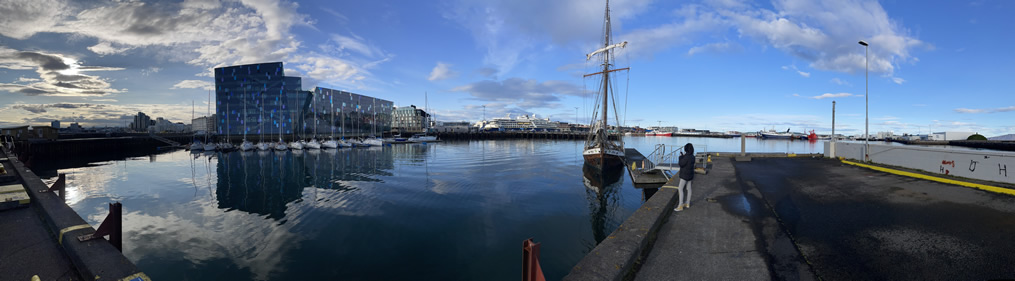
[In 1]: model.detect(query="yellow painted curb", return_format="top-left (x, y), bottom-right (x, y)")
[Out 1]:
top-left (841, 160), bottom-right (1015, 196)
top-left (58, 224), bottom-right (92, 244)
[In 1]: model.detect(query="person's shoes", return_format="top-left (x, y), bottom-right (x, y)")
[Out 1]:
top-left (674, 206), bottom-right (684, 212)
top-left (685, 203), bottom-right (690, 209)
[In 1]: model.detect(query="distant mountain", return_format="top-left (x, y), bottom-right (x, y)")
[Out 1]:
top-left (988, 134), bottom-right (1015, 141)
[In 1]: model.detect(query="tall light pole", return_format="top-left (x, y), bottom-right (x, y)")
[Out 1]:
top-left (859, 39), bottom-right (869, 162)
top-left (482, 105), bottom-right (486, 121)
top-left (574, 107), bottom-right (579, 124)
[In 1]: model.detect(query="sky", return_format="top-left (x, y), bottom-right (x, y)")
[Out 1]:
top-left (0, 0), bottom-right (1012, 137)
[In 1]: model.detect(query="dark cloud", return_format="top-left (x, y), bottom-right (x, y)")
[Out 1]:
top-left (476, 67), bottom-right (498, 78)
top-left (15, 51), bottom-right (70, 70)
top-left (451, 78), bottom-right (585, 109)
top-left (18, 87), bottom-right (52, 95)
top-left (12, 104), bottom-right (47, 113)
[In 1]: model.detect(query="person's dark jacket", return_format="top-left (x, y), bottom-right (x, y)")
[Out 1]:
top-left (678, 143), bottom-right (695, 181)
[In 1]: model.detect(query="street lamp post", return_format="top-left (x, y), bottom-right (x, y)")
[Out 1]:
top-left (482, 105), bottom-right (486, 121)
top-left (574, 107), bottom-right (579, 124)
top-left (859, 40), bottom-right (869, 162)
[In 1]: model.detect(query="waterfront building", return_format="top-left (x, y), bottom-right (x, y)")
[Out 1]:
top-left (66, 122), bottom-right (83, 132)
top-left (0, 125), bottom-right (58, 140)
top-left (392, 105), bottom-right (430, 134)
top-left (150, 117), bottom-right (187, 133)
top-left (131, 112), bottom-right (152, 132)
top-left (435, 121), bottom-right (471, 133)
top-left (51, 120), bottom-right (60, 129)
top-left (191, 114), bottom-right (217, 134)
top-left (309, 87), bottom-right (392, 138)
top-left (214, 62), bottom-right (307, 136)
top-left (930, 131), bottom-right (975, 141)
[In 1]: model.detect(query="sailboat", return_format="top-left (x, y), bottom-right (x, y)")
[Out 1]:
top-left (347, 103), bottom-right (366, 147)
top-left (322, 91), bottom-right (339, 149)
top-left (305, 91), bottom-right (321, 149)
top-left (218, 87), bottom-right (235, 150)
top-left (582, 0), bottom-right (628, 170)
top-left (203, 90), bottom-right (218, 151)
top-left (274, 88), bottom-right (289, 151)
top-left (240, 85), bottom-right (254, 151)
top-left (408, 91), bottom-right (437, 142)
top-left (256, 89), bottom-right (271, 150)
top-left (288, 92), bottom-right (303, 150)
top-left (189, 100), bottom-right (203, 151)
top-left (363, 98), bottom-right (384, 146)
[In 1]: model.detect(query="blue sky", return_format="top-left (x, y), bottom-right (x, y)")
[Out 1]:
top-left (0, 0), bottom-right (1012, 136)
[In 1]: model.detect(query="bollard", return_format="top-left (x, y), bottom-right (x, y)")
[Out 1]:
top-left (522, 238), bottom-right (546, 281)
top-left (78, 202), bottom-right (123, 252)
top-left (741, 136), bottom-right (746, 156)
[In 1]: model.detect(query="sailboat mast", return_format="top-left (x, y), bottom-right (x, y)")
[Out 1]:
top-left (243, 85), bottom-right (246, 140)
top-left (601, 0), bottom-right (612, 153)
top-left (207, 89), bottom-right (211, 143)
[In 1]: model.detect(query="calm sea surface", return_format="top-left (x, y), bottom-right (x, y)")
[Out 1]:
top-left (37, 137), bottom-right (826, 280)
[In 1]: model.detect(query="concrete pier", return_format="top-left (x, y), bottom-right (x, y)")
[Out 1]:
top-left (565, 155), bottom-right (1015, 280)
top-left (0, 147), bottom-right (148, 281)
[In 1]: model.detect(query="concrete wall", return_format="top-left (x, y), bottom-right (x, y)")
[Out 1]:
top-left (827, 142), bottom-right (1015, 184)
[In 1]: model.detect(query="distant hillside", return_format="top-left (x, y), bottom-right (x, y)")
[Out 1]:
top-left (989, 134), bottom-right (1015, 141)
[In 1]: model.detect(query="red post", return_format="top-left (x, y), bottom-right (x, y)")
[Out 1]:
top-left (522, 238), bottom-right (546, 281)
top-left (46, 173), bottom-right (66, 199)
top-left (92, 202), bottom-right (123, 251)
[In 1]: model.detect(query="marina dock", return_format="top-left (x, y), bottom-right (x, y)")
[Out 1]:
top-left (0, 147), bottom-right (148, 281)
top-left (623, 148), bottom-right (668, 185)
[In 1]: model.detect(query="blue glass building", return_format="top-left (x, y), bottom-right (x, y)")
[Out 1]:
top-left (214, 62), bottom-right (308, 140)
top-left (309, 87), bottom-right (393, 138)
top-left (215, 62), bottom-right (393, 140)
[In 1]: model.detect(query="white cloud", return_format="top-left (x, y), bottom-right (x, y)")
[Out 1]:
top-left (171, 80), bottom-right (214, 91)
top-left (330, 33), bottom-right (382, 58)
top-left (1, 102), bottom-right (197, 128)
top-left (830, 77), bottom-right (851, 86)
top-left (891, 77), bottom-right (905, 84)
top-left (427, 62), bottom-right (457, 81)
top-left (954, 106), bottom-right (1015, 114)
top-left (810, 92), bottom-right (855, 99)
top-left (444, 0), bottom-right (655, 75)
top-left (782, 65), bottom-right (811, 77)
top-left (0, 0), bottom-right (380, 89)
top-left (687, 42), bottom-right (740, 56)
top-left (0, 46), bottom-right (125, 97)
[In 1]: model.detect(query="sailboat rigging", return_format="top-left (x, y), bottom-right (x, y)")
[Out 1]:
top-left (582, 0), bottom-right (628, 170)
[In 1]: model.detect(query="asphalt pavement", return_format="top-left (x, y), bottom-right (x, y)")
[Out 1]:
top-left (734, 157), bottom-right (1015, 280)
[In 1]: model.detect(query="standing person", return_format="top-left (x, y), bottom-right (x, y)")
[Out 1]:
top-left (675, 143), bottom-right (695, 212)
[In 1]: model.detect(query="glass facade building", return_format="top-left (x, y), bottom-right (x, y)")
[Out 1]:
top-left (309, 87), bottom-right (393, 138)
top-left (214, 62), bottom-right (308, 139)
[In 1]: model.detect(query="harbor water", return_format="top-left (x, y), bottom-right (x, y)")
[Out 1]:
top-left (35, 137), bottom-right (825, 280)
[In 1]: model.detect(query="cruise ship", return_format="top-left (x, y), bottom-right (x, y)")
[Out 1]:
top-left (474, 114), bottom-right (561, 131)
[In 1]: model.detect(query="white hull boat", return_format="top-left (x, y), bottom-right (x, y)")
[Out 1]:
top-left (305, 139), bottom-right (321, 149)
top-left (273, 141), bottom-right (288, 151)
top-left (364, 138), bottom-right (383, 147)
top-left (321, 139), bottom-right (339, 149)
top-left (240, 140), bottom-right (255, 151)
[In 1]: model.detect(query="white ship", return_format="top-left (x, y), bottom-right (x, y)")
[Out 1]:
top-left (474, 114), bottom-right (561, 131)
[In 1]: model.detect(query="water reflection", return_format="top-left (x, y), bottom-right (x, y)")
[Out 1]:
top-left (582, 164), bottom-right (624, 245)
top-left (206, 148), bottom-right (396, 220)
